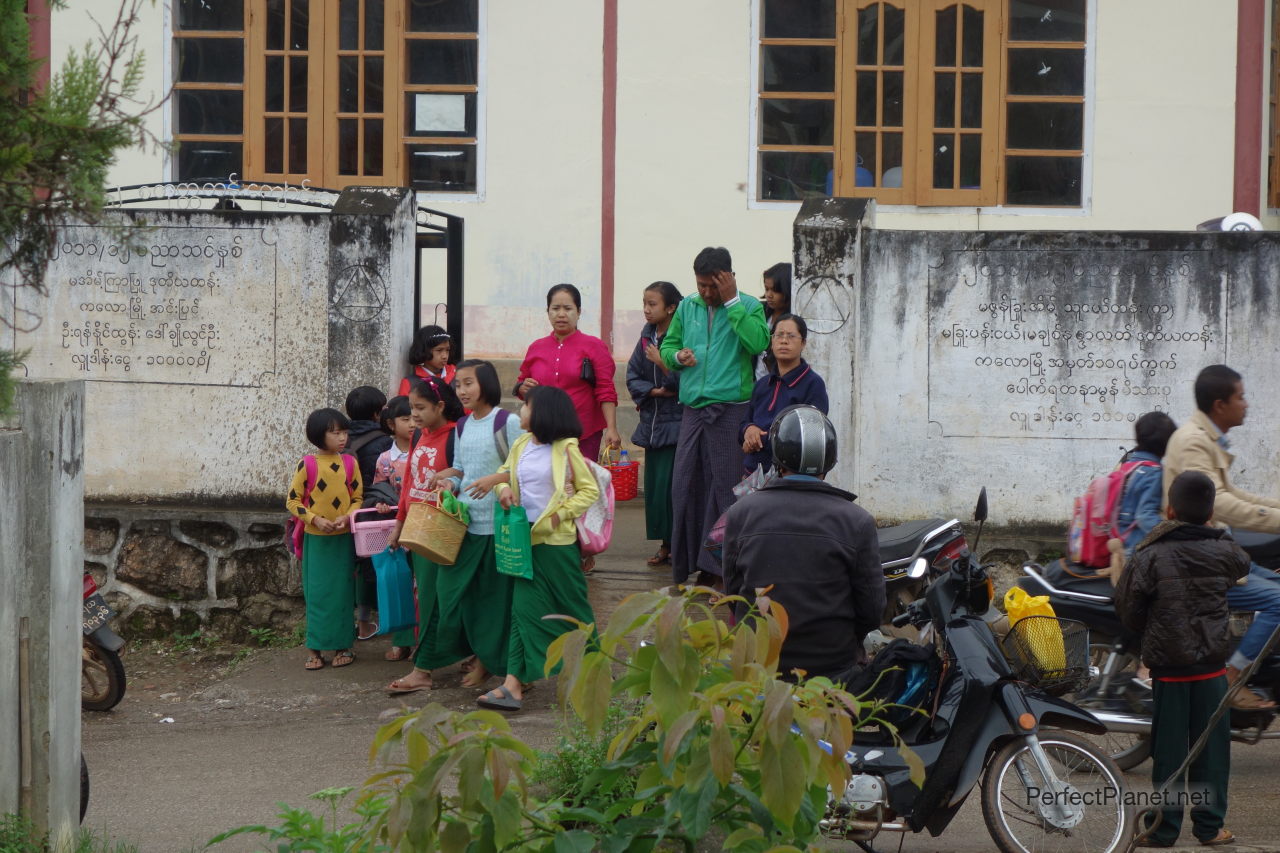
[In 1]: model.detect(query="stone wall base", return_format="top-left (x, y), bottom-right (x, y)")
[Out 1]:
top-left (86, 504), bottom-right (302, 641)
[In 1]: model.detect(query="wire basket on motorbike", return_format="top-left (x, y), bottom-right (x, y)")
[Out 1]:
top-left (1001, 615), bottom-right (1090, 696)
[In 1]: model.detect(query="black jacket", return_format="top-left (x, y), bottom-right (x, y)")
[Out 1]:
top-left (722, 476), bottom-right (885, 680)
top-left (347, 419), bottom-right (392, 487)
top-left (1114, 520), bottom-right (1250, 678)
top-left (626, 323), bottom-right (682, 449)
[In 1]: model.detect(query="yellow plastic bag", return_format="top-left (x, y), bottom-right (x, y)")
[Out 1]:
top-left (1004, 587), bottom-right (1066, 672)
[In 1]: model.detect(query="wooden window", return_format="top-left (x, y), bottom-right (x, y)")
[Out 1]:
top-left (173, 0), bottom-right (247, 182)
top-left (757, 0), bottom-right (1087, 206)
top-left (174, 0), bottom-right (479, 193)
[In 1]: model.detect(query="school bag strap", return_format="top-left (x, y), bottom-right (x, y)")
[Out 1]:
top-left (456, 409), bottom-right (512, 461)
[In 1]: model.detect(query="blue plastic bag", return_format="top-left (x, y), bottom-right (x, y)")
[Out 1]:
top-left (371, 547), bottom-right (417, 636)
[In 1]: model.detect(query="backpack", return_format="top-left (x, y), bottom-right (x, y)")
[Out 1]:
top-left (1067, 460), bottom-right (1158, 567)
top-left (285, 454), bottom-right (356, 559)
top-left (567, 452), bottom-right (615, 556)
top-left (455, 408), bottom-right (512, 462)
top-left (844, 639), bottom-right (941, 728)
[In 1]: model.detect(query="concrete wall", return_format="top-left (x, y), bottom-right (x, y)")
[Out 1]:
top-left (796, 201), bottom-right (1280, 528)
top-left (51, 1), bottom-right (1256, 360)
top-left (0, 381), bottom-right (84, 846)
top-left (4, 188), bottom-right (416, 505)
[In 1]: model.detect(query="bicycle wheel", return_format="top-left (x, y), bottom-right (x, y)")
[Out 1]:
top-left (981, 730), bottom-right (1132, 853)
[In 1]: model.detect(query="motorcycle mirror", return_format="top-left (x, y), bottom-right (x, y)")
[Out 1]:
top-left (974, 488), bottom-right (988, 523)
top-left (908, 557), bottom-right (928, 579)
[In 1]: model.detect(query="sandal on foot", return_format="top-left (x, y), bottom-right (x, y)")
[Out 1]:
top-left (460, 655), bottom-right (478, 674)
top-left (1200, 829), bottom-right (1235, 846)
top-left (386, 676), bottom-right (432, 695)
top-left (461, 666), bottom-right (490, 689)
top-left (384, 646), bottom-right (411, 662)
top-left (477, 684), bottom-right (522, 711)
top-left (304, 655), bottom-right (327, 671)
top-left (356, 622), bottom-right (379, 641)
top-left (646, 549), bottom-right (671, 567)
top-left (331, 650), bottom-right (356, 668)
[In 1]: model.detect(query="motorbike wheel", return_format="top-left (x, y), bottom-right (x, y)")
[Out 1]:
top-left (981, 731), bottom-right (1132, 853)
top-left (1070, 643), bottom-right (1151, 771)
top-left (80, 753), bottom-right (89, 824)
top-left (82, 641), bottom-right (126, 711)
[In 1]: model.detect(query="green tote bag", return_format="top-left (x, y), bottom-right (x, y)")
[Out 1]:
top-left (494, 504), bottom-right (533, 579)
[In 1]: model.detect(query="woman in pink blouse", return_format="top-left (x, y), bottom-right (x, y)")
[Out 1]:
top-left (514, 283), bottom-right (620, 463)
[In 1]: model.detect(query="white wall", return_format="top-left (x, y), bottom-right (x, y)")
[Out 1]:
top-left (56, 1), bottom-right (1254, 360)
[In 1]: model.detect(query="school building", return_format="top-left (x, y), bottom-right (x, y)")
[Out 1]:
top-left (35, 0), bottom-right (1280, 358)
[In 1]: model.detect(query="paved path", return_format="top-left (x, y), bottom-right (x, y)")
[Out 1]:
top-left (81, 501), bottom-right (1280, 851)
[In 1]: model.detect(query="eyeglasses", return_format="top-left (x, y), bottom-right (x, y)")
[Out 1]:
top-left (771, 332), bottom-right (801, 342)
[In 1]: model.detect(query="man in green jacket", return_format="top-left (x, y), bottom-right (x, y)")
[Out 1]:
top-left (660, 246), bottom-right (770, 584)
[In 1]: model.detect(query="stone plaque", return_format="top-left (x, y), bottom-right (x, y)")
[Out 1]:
top-left (927, 248), bottom-right (1226, 439)
top-left (24, 224), bottom-right (278, 387)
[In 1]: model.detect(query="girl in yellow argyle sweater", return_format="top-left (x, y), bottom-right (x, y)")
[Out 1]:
top-left (286, 408), bottom-right (363, 670)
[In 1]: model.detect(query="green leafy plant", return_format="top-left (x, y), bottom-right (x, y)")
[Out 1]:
top-left (206, 786), bottom-right (389, 852)
top-left (356, 587), bottom-right (909, 852)
top-left (530, 699), bottom-right (638, 810)
top-left (171, 629), bottom-right (207, 653)
top-left (0, 813), bottom-right (44, 852)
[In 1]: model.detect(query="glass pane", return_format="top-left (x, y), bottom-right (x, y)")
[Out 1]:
top-left (339, 119), bottom-right (358, 174)
top-left (759, 151), bottom-right (832, 200)
top-left (933, 133), bottom-right (955, 188)
top-left (854, 133), bottom-right (876, 186)
top-left (960, 72), bottom-right (981, 128)
top-left (405, 92), bottom-right (477, 136)
top-left (289, 56), bottom-right (307, 112)
top-left (176, 38), bottom-right (243, 83)
top-left (177, 90), bottom-right (244, 134)
top-left (762, 0), bottom-right (835, 39)
top-left (178, 0), bottom-right (242, 31)
top-left (1006, 102), bottom-right (1083, 150)
top-left (1009, 0), bottom-right (1087, 42)
top-left (364, 119), bottom-right (383, 175)
top-left (176, 140), bottom-right (242, 181)
top-left (407, 0), bottom-right (479, 33)
top-left (1007, 48), bottom-right (1085, 96)
top-left (407, 144), bottom-right (478, 192)
top-left (266, 0), bottom-right (284, 50)
top-left (407, 39), bottom-right (478, 85)
top-left (961, 6), bottom-right (983, 66)
top-left (265, 56), bottom-right (284, 112)
top-left (883, 4), bottom-right (905, 65)
top-left (364, 56), bottom-right (383, 112)
top-left (960, 133), bottom-right (981, 187)
top-left (760, 45), bottom-right (835, 92)
top-left (339, 0), bottom-right (359, 50)
top-left (288, 117), bottom-right (307, 173)
top-left (934, 72), bottom-right (955, 128)
top-left (935, 6), bottom-right (956, 67)
top-left (857, 5), bottom-right (879, 65)
top-left (882, 132), bottom-right (903, 186)
top-left (760, 98), bottom-right (834, 145)
top-left (856, 71), bottom-right (877, 126)
top-left (366, 0), bottom-right (384, 49)
top-left (265, 117), bottom-right (283, 173)
top-left (339, 55), bottom-right (359, 113)
top-left (882, 70), bottom-right (903, 127)
top-left (290, 0), bottom-right (308, 49)
top-left (1005, 155), bottom-right (1082, 205)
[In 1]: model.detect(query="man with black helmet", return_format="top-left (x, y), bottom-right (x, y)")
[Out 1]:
top-left (722, 404), bottom-right (885, 682)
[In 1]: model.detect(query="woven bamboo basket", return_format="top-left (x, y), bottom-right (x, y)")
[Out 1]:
top-left (400, 501), bottom-right (466, 565)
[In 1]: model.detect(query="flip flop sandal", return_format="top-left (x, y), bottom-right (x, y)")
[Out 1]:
top-left (460, 655), bottom-right (478, 673)
top-left (1200, 829), bottom-right (1235, 846)
top-left (304, 656), bottom-right (327, 671)
top-left (331, 650), bottom-right (356, 668)
top-left (646, 550), bottom-right (671, 567)
top-left (357, 623), bottom-right (379, 641)
top-left (384, 646), bottom-right (411, 662)
top-left (476, 684), bottom-right (522, 711)
top-left (386, 678), bottom-right (431, 695)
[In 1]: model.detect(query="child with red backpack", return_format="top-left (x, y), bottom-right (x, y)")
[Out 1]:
top-left (286, 408), bottom-right (363, 671)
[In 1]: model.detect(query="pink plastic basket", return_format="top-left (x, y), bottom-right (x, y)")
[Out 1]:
top-left (352, 506), bottom-right (399, 557)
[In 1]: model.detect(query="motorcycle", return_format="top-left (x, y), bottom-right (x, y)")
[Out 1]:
top-left (81, 571), bottom-right (126, 711)
top-left (821, 490), bottom-right (1133, 852)
top-left (1017, 530), bottom-right (1280, 769)
top-left (878, 515), bottom-right (968, 621)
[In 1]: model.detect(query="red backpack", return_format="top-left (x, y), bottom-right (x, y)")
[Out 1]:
top-left (1067, 460), bottom-right (1158, 567)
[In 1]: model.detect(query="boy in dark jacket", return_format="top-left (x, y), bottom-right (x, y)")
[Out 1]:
top-left (344, 385), bottom-right (393, 643)
top-left (1115, 470), bottom-right (1250, 847)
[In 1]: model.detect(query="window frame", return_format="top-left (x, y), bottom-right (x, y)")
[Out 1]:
top-left (747, 0), bottom-right (1096, 214)
top-left (166, 0), bottom-right (487, 200)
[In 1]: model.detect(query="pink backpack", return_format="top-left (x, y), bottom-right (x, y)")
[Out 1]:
top-left (568, 453), bottom-right (614, 556)
top-left (285, 454), bottom-right (355, 559)
top-left (1068, 460), bottom-right (1158, 567)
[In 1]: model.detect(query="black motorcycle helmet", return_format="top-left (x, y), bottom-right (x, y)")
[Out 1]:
top-left (769, 404), bottom-right (838, 476)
